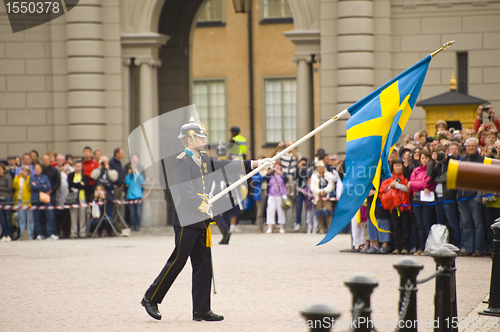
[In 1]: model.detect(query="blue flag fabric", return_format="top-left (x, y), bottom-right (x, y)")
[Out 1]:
top-left (318, 55), bottom-right (432, 246)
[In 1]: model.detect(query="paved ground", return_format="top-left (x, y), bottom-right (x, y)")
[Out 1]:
top-left (1, 228), bottom-right (499, 332)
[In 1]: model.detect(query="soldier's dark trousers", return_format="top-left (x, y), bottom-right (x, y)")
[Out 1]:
top-left (145, 226), bottom-right (212, 311)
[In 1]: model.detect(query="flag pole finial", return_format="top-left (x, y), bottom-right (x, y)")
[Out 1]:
top-left (431, 40), bottom-right (455, 57)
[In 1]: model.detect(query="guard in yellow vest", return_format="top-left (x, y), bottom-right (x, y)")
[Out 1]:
top-left (228, 126), bottom-right (247, 160)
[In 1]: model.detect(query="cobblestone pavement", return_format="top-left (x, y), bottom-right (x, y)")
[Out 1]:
top-left (1, 230), bottom-right (499, 332)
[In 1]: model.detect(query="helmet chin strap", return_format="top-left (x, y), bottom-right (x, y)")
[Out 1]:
top-left (189, 133), bottom-right (203, 158)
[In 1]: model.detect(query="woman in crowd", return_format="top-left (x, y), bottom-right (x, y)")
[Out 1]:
top-left (30, 163), bottom-right (53, 240)
top-left (67, 160), bottom-right (90, 239)
top-left (0, 164), bottom-right (13, 242)
top-left (412, 147), bottom-right (421, 166)
top-left (310, 160), bottom-right (335, 234)
top-left (264, 162), bottom-right (288, 234)
top-left (125, 163), bottom-right (145, 231)
top-left (380, 158), bottom-right (411, 254)
top-left (409, 150), bottom-right (435, 255)
top-left (13, 165), bottom-right (32, 240)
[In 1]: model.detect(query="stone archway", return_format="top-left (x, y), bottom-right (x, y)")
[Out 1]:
top-left (121, 0), bottom-right (207, 226)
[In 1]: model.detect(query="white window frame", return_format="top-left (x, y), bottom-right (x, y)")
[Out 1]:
top-left (197, 0), bottom-right (226, 23)
top-left (262, 76), bottom-right (297, 145)
top-left (193, 78), bottom-right (228, 145)
top-left (260, 0), bottom-right (292, 20)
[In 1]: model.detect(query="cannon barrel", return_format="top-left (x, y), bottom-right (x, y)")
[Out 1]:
top-left (447, 159), bottom-right (500, 192)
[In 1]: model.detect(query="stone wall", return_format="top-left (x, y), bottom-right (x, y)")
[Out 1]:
top-left (0, 0), bottom-right (123, 160)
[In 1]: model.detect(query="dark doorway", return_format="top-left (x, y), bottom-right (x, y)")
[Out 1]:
top-left (446, 121), bottom-right (462, 131)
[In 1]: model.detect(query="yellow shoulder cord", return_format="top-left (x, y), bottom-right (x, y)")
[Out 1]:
top-left (206, 221), bottom-right (216, 247)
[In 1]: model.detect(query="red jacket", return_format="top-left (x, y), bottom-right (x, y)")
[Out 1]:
top-left (83, 159), bottom-right (98, 186)
top-left (474, 118), bottom-right (500, 147)
top-left (380, 172), bottom-right (411, 212)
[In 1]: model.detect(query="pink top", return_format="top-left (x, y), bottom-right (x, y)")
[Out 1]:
top-left (410, 165), bottom-right (435, 192)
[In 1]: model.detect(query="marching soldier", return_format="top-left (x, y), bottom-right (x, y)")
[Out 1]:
top-left (141, 117), bottom-right (264, 321)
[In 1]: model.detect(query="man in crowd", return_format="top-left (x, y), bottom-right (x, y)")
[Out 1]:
top-left (448, 142), bottom-right (461, 160)
top-left (92, 156), bottom-right (119, 220)
top-left (329, 154), bottom-right (339, 169)
top-left (93, 149), bottom-right (102, 163)
top-left (428, 145), bottom-right (460, 247)
top-left (83, 147), bottom-right (99, 188)
top-left (6, 156), bottom-right (17, 179)
top-left (294, 158), bottom-right (313, 231)
top-left (16, 153), bottom-right (34, 176)
top-left (30, 150), bottom-right (39, 165)
top-left (41, 153), bottom-right (61, 240)
top-left (109, 147), bottom-right (126, 227)
top-left (55, 154), bottom-right (72, 237)
top-left (457, 138), bottom-right (485, 257)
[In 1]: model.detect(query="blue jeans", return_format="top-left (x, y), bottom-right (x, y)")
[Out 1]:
top-left (0, 198), bottom-right (13, 237)
top-left (34, 202), bottom-right (55, 237)
top-left (17, 202), bottom-right (34, 239)
top-left (413, 203), bottom-right (435, 251)
top-left (458, 199), bottom-right (485, 254)
top-left (435, 197), bottom-right (461, 248)
top-left (129, 203), bottom-right (142, 228)
top-left (367, 218), bottom-right (391, 243)
top-left (295, 192), bottom-right (305, 225)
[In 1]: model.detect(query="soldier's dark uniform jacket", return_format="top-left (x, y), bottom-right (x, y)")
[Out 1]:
top-left (172, 151), bottom-right (251, 228)
top-left (144, 148), bottom-right (252, 312)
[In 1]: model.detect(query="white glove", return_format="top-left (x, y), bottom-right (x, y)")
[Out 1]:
top-left (198, 201), bottom-right (210, 214)
top-left (258, 158), bottom-right (274, 168)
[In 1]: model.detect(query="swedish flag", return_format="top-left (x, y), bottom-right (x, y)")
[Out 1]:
top-left (318, 55), bottom-right (432, 245)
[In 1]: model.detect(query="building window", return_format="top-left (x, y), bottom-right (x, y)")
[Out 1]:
top-left (193, 80), bottom-right (227, 144)
top-left (262, 0), bottom-right (292, 20)
top-left (197, 0), bottom-right (225, 26)
top-left (457, 52), bottom-right (468, 94)
top-left (264, 78), bottom-right (297, 144)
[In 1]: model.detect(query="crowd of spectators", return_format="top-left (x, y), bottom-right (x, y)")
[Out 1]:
top-left (1, 105), bottom-right (499, 254)
top-left (0, 146), bottom-right (145, 242)
top-left (247, 105), bottom-right (500, 258)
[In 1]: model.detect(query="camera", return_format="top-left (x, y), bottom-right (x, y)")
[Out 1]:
top-left (483, 106), bottom-right (490, 112)
top-left (436, 152), bottom-right (446, 162)
top-left (492, 148), bottom-right (498, 155)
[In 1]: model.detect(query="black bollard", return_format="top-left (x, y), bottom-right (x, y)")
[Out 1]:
top-left (344, 273), bottom-right (378, 332)
top-left (441, 243), bottom-right (460, 332)
top-left (479, 220), bottom-right (500, 317)
top-left (300, 302), bottom-right (341, 332)
top-left (393, 258), bottom-right (424, 332)
top-left (431, 247), bottom-right (457, 332)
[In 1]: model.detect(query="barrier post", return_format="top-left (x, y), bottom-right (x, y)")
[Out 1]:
top-left (300, 302), bottom-right (341, 332)
top-left (344, 273), bottom-right (378, 332)
top-left (441, 243), bottom-right (460, 332)
top-left (393, 258), bottom-right (424, 332)
top-left (479, 220), bottom-right (500, 317)
top-left (431, 247), bottom-right (456, 332)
